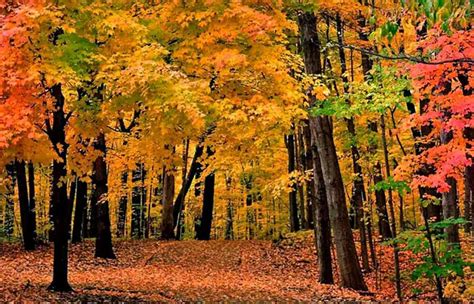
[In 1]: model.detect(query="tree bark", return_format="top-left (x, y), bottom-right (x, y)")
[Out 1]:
top-left (47, 83), bottom-right (72, 291)
top-left (116, 171), bottom-right (128, 238)
top-left (368, 122), bottom-right (393, 239)
top-left (298, 12), bottom-right (366, 291)
top-left (131, 163), bottom-right (146, 239)
top-left (285, 133), bottom-right (300, 232)
top-left (173, 127), bottom-right (215, 230)
top-left (465, 165), bottom-right (473, 235)
top-left (296, 129), bottom-right (307, 229)
top-left (440, 130), bottom-right (460, 245)
top-left (15, 160), bottom-right (35, 250)
top-left (72, 180), bottom-right (87, 243)
top-left (27, 162), bottom-right (37, 244)
top-left (4, 164), bottom-right (15, 237)
top-left (92, 133), bottom-right (116, 259)
top-left (309, 124), bottom-right (334, 284)
top-left (381, 114), bottom-right (402, 300)
top-left (302, 123), bottom-right (315, 229)
top-left (161, 167), bottom-right (175, 239)
top-left (336, 15), bottom-right (369, 272)
top-left (196, 147), bottom-right (215, 240)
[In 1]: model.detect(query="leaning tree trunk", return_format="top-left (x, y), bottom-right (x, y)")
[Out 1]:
top-left (298, 11), bottom-right (367, 291)
top-left (161, 167), bottom-right (175, 239)
top-left (47, 83), bottom-right (72, 291)
top-left (72, 180), bottom-right (87, 243)
top-left (15, 160), bottom-right (35, 250)
top-left (92, 133), bottom-right (116, 259)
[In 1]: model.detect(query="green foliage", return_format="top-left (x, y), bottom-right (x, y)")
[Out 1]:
top-left (374, 177), bottom-right (411, 194)
top-left (395, 217), bottom-right (473, 283)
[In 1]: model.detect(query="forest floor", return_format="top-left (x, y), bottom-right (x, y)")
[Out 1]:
top-left (0, 232), bottom-right (439, 302)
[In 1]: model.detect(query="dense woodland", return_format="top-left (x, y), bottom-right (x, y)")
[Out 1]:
top-left (0, 0), bottom-right (473, 302)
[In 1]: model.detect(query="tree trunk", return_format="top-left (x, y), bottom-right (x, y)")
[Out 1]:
top-left (380, 114), bottom-right (402, 300)
top-left (131, 163), bottom-right (146, 239)
top-left (336, 15), bottom-right (369, 271)
top-left (302, 123), bottom-right (315, 229)
top-left (47, 83), bottom-right (72, 291)
top-left (116, 171), bottom-right (128, 238)
top-left (441, 177), bottom-right (460, 244)
top-left (298, 12), bottom-right (366, 291)
top-left (368, 122), bottom-right (393, 239)
top-left (161, 167), bottom-right (175, 239)
top-left (309, 124), bottom-right (334, 284)
top-left (92, 133), bottom-right (116, 259)
top-left (439, 130), bottom-right (460, 244)
top-left (285, 133), bottom-right (300, 232)
top-left (15, 160), bottom-right (35, 250)
top-left (72, 180), bottom-right (87, 243)
top-left (27, 162), bottom-right (37, 244)
top-left (465, 165), bottom-right (473, 235)
top-left (4, 164), bottom-right (15, 238)
top-left (173, 127), bottom-right (215, 230)
top-left (296, 129), bottom-right (307, 229)
top-left (196, 148), bottom-right (215, 240)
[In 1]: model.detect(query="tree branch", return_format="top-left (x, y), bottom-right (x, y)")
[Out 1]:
top-left (327, 40), bottom-right (474, 65)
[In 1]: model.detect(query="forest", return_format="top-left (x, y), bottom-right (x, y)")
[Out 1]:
top-left (0, 0), bottom-right (473, 302)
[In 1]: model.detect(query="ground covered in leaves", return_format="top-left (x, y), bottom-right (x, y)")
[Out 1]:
top-left (0, 233), bottom-right (437, 302)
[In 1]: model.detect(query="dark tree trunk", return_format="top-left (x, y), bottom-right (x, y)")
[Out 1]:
top-left (302, 123), bottom-right (315, 229)
top-left (176, 139), bottom-right (190, 240)
top-left (72, 180), bottom-right (87, 243)
top-left (27, 162), bottom-right (37, 243)
top-left (224, 177), bottom-right (234, 240)
top-left (67, 177), bottom-right (77, 240)
top-left (285, 133), bottom-right (300, 232)
top-left (15, 160), bottom-right (35, 250)
top-left (87, 186), bottom-right (98, 238)
top-left (196, 148), bottom-right (215, 240)
top-left (47, 84), bottom-right (72, 292)
top-left (442, 177), bottom-right (460, 244)
top-left (381, 114), bottom-right (402, 300)
top-left (116, 171), bottom-right (128, 238)
top-left (173, 127), bottom-right (214, 230)
top-left (368, 122), bottom-right (393, 239)
top-left (296, 129), bottom-right (307, 229)
top-left (309, 126), bottom-right (334, 284)
top-left (4, 164), bottom-right (15, 237)
top-left (298, 12), bottom-right (367, 291)
top-left (161, 167), bottom-right (175, 240)
top-left (440, 127), bottom-right (460, 245)
top-left (465, 165), bottom-right (474, 234)
top-left (303, 120), bottom-right (316, 229)
top-left (131, 163), bottom-right (146, 239)
top-left (92, 133), bottom-right (116, 259)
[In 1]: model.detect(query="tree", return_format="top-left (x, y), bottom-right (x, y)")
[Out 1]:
top-left (297, 11), bottom-right (367, 291)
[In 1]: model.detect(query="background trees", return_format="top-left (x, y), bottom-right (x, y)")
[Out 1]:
top-left (0, 0), bottom-right (472, 301)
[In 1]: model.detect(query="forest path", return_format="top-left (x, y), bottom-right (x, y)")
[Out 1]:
top-left (1, 236), bottom-right (389, 302)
